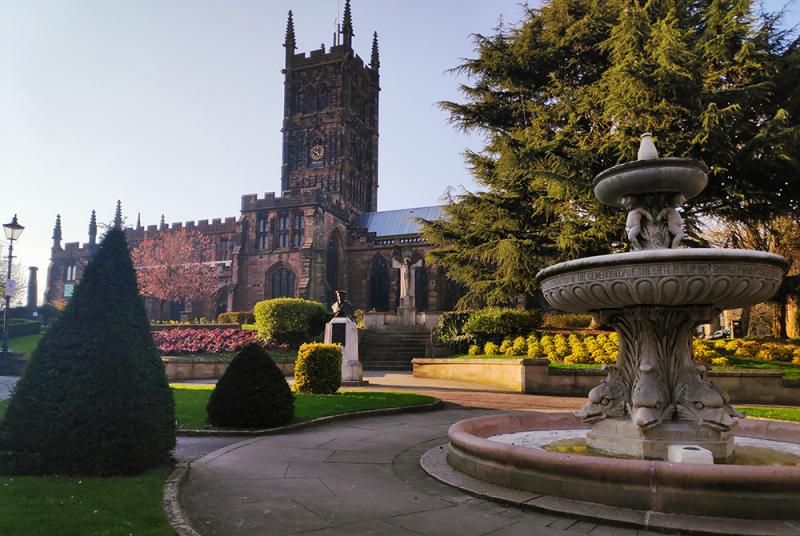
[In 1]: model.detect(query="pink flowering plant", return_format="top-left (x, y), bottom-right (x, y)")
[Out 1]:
top-left (153, 328), bottom-right (289, 355)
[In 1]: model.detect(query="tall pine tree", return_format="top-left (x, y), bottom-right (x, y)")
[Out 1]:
top-left (424, 0), bottom-right (800, 308)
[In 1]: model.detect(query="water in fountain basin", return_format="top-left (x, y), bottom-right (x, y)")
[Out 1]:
top-left (487, 429), bottom-right (800, 466)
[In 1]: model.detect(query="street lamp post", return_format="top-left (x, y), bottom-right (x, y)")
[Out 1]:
top-left (2, 215), bottom-right (25, 356)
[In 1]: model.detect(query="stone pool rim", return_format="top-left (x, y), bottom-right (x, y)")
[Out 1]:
top-left (447, 412), bottom-right (800, 521)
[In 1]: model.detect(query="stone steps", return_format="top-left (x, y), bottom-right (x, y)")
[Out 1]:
top-left (359, 329), bottom-right (430, 371)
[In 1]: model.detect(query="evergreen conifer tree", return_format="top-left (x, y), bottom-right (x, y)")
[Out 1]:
top-left (424, 0), bottom-right (800, 307)
top-left (0, 228), bottom-right (175, 475)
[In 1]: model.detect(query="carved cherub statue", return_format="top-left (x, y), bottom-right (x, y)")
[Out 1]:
top-left (621, 195), bottom-right (652, 249)
top-left (656, 193), bottom-right (686, 248)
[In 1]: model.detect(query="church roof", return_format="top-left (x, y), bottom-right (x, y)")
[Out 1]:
top-left (356, 205), bottom-right (445, 237)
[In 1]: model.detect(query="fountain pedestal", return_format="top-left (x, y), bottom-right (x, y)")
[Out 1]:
top-left (588, 419), bottom-right (734, 462)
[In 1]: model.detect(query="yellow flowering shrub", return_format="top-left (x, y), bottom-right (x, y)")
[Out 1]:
top-left (511, 336), bottom-right (528, 356)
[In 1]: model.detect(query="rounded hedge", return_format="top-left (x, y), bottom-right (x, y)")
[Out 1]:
top-left (0, 228), bottom-right (175, 476)
top-left (206, 343), bottom-right (294, 428)
top-left (254, 298), bottom-right (330, 345)
top-left (294, 343), bottom-right (342, 394)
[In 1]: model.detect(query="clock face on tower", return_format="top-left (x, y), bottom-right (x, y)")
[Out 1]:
top-left (309, 144), bottom-right (325, 161)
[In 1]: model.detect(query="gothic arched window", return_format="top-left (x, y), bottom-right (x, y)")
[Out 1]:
top-left (269, 267), bottom-right (296, 299)
top-left (367, 254), bottom-right (390, 311)
top-left (415, 264), bottom-right (428, 312)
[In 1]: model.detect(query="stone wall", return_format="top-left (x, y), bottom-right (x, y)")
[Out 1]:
top-left (412, 358), bottom-right (800, 405)
top-left (164, 360), bottom-right (294, 381)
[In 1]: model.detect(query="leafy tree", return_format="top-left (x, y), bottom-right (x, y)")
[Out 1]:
top-left (0, 228), bottom-right (175, 475)
top-left (424, 0), bottom-right (800, 308)
top-left (131, 229), bottom-right (219, 319)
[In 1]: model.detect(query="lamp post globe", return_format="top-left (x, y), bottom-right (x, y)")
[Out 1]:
top-left (2, 214), bottom-right (24, 356)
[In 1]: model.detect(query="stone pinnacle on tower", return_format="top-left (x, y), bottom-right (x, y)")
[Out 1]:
top-left (88, 209), bottom-right (97, 245)
top-left (371, 31), bottom-right (380, 70)
top-left (136, 212), bottom-right (141, 230)
top-left (114, 200), bottom-right (123, 229)
top-left (160, 214), bottom-right (166, 230)
top-left (284, 10), bottom-right (296, 64)
top-left (52, 214), bottom-right (62, 249)
top-left (342, 0), bottom-right (353, 47)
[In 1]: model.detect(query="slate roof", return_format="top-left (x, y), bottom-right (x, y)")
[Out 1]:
top-left (355, 206), bottom-right (445, 237)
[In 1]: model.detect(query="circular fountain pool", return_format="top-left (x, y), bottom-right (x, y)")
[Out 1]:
top-left (441, 412), bottom-right (800, 524)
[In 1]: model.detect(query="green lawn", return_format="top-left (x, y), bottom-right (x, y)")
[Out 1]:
top-left (0, 388), bottom-right (435, 431)
top-left (0, 387), bottom-right (434, 535)
top-left (172, 386), bottom-right (434, 429)
top-left (0, 466), bottom-right (173, 536)
top-left (738, 406), bottom-right (800, 422)
top-left (8, 333), bottom-right (44, 359)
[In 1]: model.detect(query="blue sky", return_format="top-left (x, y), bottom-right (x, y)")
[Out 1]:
top-left (1, 0), bottom-right (798, 302)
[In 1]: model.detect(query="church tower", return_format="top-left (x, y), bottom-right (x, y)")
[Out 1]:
top-left (280, 1), bottom-right (380, 213)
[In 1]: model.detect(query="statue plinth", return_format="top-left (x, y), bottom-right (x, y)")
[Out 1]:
top-left (397, 304), bottom-right (417, 326)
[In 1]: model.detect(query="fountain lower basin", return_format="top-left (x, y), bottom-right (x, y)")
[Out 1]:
top-left (446, 412), bottom-right (800, 522)
top-left (536, 248), bottom-right (788, 313)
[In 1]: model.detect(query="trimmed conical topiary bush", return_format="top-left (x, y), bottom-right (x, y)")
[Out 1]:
top-left (0, 228), bottom-right (175, 475)
top-left (206, 343), bottom-right (294, 428)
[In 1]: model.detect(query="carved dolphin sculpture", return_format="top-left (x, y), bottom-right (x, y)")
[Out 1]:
top-left (675, 365), bottom-right (739, 431)
top-left (630, 363), bottom-right (672, 429)
top-left (575, 365), bottom-right (627, 423)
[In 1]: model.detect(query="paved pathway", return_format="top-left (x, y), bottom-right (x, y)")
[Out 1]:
top-left (173, 373), bottom-right (587, 463)
top-left (181, 405), bottom-right (662, 536)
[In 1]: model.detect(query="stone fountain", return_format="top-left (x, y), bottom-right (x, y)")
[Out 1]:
top-left (536, 133), bottom-right (787, 462)
top-left (424, 135), bottom-right (800, 531)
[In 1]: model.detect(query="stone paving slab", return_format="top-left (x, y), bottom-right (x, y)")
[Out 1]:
top-left (180, 408), bottom-right (676, 536)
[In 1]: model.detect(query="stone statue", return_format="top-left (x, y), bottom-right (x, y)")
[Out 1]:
top-left (621, 195), bottom-right (652, 250)
top-left (331, 290), bottom-right (355, 318)
top-left (392, 256), bottom-right (423, 305)
top-left (656, 193), bottom-right (686, 248)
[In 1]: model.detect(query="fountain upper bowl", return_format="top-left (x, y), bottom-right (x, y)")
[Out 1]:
top-left (535, 249), bottom-right (787, 313)
top-left (593, 158), bottom-right (709, 207)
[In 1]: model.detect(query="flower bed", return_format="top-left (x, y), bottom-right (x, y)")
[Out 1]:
top-left (153, 328), bottom-right (289, 355)
top-left (464, 332), bottom-right (800, 377)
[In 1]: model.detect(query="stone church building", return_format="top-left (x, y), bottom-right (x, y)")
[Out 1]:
top-left (45, 3), bottom-right (462, 320)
